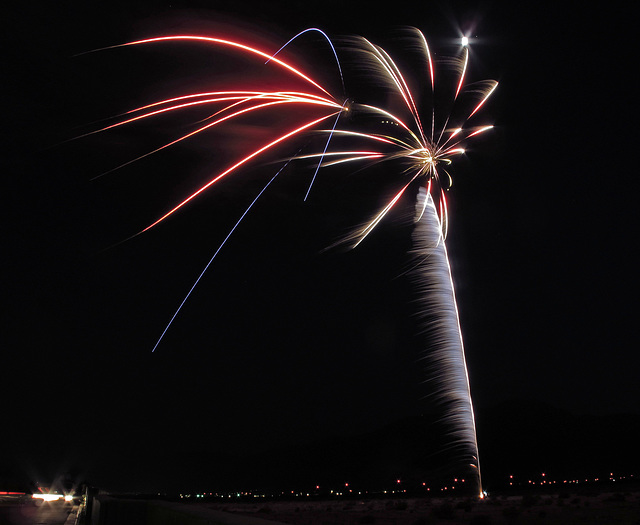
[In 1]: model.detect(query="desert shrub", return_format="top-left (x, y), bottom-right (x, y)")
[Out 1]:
top-left (605, 492), bottom-right (626, 502)
top-left (432, 502), bottom-right (455, 519)
top-left (502, 506), bottom-right (521, 525)
top-left (394, 500), bottom-right (408, 511)
top-left (385, 499), bottom-right (408, 510)
top-left (455, 499), bottom-right (474, 512)
top-left (521, 494), bottom-right (539, 507)
top-left (469, 516), bottom-right (493, 525)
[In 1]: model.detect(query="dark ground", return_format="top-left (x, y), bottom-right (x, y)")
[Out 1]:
top-left (191, 487), bottom-right (640, 525)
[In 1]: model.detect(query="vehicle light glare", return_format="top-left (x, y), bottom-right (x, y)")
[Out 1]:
top-left (33, 494), bottom-right (63, 502)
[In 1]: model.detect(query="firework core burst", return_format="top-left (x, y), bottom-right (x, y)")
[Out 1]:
top-left (87, 27), bottom-right (497, 497)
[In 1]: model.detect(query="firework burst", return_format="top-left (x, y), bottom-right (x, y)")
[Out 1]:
top-left (84, 27), bottom-right (497, 496)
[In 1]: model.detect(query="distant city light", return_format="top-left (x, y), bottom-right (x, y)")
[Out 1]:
top-left (165, 466), bottom-right (639, 502)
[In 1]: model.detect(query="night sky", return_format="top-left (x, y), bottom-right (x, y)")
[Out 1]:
top-left (3, 0), bottom-right (638, 494)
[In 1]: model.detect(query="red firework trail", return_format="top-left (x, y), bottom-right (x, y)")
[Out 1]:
top-left (87, 30), bottom-right (496, 240)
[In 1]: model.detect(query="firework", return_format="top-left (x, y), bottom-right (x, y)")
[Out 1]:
top-left (86, 27), bottom-right (497, 496)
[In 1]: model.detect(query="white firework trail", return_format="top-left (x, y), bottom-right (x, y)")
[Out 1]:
top-left (408, 187), bottom-right (482, 493)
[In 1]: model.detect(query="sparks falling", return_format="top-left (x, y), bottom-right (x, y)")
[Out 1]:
top-left (85, 27), bottom-right (497, 497)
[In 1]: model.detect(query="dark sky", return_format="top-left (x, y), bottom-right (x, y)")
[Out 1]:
top-left (3, 0), bottom-right (637, 493)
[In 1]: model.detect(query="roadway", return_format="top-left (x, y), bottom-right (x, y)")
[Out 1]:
top-left (0, 500), bottom-right (79, 525)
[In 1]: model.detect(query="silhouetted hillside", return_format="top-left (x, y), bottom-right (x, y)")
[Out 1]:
top-left (476, 400), bottom-right (640, 483)
top-left (4, 401), bottom-right (638, 494)
top-left (230, 400), bottom-right (640, 492)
